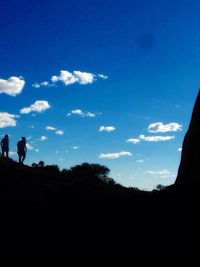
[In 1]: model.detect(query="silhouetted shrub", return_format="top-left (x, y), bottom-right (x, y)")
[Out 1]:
top-left (38, 161), bottom-right (45, 167)
top-left (44, 164), bottom-right (60, 174)
top-left (68, 162), bottom-right (114, 184)
top-left (32, 163), bottom-right (38, 168)
top-left (156, 184), bottom-right (166, 191)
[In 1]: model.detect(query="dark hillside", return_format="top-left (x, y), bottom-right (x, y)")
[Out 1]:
top-left (1, 91), bottom-right (200, 266)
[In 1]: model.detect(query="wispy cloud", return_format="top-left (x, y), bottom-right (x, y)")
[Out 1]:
top-left (99, 126), bottom-right (115, 132)
top-left (99, 151), bottom-right (132, 159)
top-left (72, 146), bottom-right (80, 150)
top-left (26, 143), bottom-right (34, 150)
top-left (148, 122), bottom-right (182, 133)
top-left (46, 126), bottom-right (64, 135)
top-left (55, 130), bottom-right (64, 135)
top-left (0, 112), bottom-right (18, 128)
top-left (20, 100), bottom-right (50, 114)
top-left (139, 134), bottom-right (175, 142)
top-left (38, 136), bottom-right (47, 141)
top-left (145, 169), bottom-right (176, 179)
top-left (145, 169), bottom-right (171, 175)
top-left (126, 138), bottom-right (140, 144)
top-left (67, 109), bottom-right (100, 118)
top-left (46, 126), bottom-right (56, 131)
top-left (32, 81), bottom-right (49, 88)
top-left (178, 147), bottom-right (182, 152)
top-left (136, 159), bottom-right (144, 163)
top-left (0, 76), bottom-right (25, 96)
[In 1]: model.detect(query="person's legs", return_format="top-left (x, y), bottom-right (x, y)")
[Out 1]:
top-left (2, 149), bottom-right (6, 157)
top-left (21, 152), bottom-right (26, 164)
top-left (5, 149), bottom-right (9, 158)
top-left (18, 154), bottom-right (22, 163)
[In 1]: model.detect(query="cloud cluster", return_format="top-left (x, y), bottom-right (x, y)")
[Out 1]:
top-left (0, 76), bottom-right (25, 96)
top-left (51, 70), bottom-right (108, 86)
top-left (67, 109), bottom-right (98, 118)
top-left (139, 134), bottom-right (175, 142)
top-left (46, 126), bottom-right (64, 135)
top-left (32, 70), bottom-right (108, 88)
top-left (99, 151), bottom-right (132, 159)
top-left (20, 100), bottom-right (50, 114)
top-left (0, 112), bottom-right (18, 128)
top-left (148, 122), bottom-right (182, 133)
top-left (99, 126), bottom-right (115, 132)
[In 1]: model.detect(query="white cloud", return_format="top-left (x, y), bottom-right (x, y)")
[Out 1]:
top-left (50, 69), bottom-right (107, 86)
top-left (72, 146), bottom-right (79, 149)
top-left (55, 130), bottom-right (64, 135)
top-left (178, 147), bottom-right (182, 152)
top-left (71, 109), bottom-right (84, 116)
top-left (32, 81), bottom-right (49, 88)
top-left (148, 122), bottom-right (182, 133)
top-left (51, 70), bottom-right (95, 86)
top-left (145, 169), bottom-right (171, 175)
top-left (126, 138), bottom-right (140, 144)
top-left (98, 74), bottom-right (108, 79)
top-left (0, 76), bottom-right (25, 96)
top-left (45, 126), bottom-right (63, 135)
top-left (136, 160), bottom-right (144, 163)
top-left (139, 134), bottom-right (175, 142)
top-left (99, 126), bottom-right (116, 132)
top-left (20, 100), bottom-right (50, 114)
top-left (39, 136), bottom-right (47, 141)
top-left (46, 126), bottom-right (57, 131)
top-left (86, 112), bottom-right (96, 118)
top-left (67, 109), bottom-right (98, 118)
top-left (0, 112), bottom-right (18, 128)
top-left (26, 143), bottom-right (34, 150)
top-left (145, 169), bottom-right (176, 179)
top-left (99, 151), bottom-right (132, 159)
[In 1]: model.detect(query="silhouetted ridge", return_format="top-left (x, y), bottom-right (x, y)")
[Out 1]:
top-left (175, 89), bottom-right (200, 187)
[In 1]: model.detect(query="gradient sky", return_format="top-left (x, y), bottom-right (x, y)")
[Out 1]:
top-left (0, 0), bottom-right (199, 190)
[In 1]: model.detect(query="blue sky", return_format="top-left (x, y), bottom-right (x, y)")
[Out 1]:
top-left (0, 0), bottom-right (199, 190)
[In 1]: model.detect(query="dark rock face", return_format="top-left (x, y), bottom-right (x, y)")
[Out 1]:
top-left (175, 90), bottom-right (200, 187)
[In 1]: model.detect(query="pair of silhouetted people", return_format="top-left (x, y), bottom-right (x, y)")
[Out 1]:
top-left (1, 135), bottom-right (27, 164)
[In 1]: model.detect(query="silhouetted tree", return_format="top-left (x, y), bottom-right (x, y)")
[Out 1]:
top-left (68, 163), bottom-right (114, 184)
top-left (38, 161), bottom-right (45, 167)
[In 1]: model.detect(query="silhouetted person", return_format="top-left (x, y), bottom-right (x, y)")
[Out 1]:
top-left (1, 134), bottom-right (9, 158)
top-left (17, 137), bottom-right (27, 164)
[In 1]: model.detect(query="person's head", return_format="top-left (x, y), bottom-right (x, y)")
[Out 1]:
top-left (5, 134), bottom-right (8, 139)
top-left (22, 137), bottom-right (26, 142)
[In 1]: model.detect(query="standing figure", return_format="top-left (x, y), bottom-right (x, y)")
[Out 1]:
top-left (1, 134), bottom-right (9, 158)
top-left (17, 137), bottom-right (27, 164)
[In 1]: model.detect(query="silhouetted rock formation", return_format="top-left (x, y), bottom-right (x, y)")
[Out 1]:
top-left (175, 90), bottom-right (200, 187)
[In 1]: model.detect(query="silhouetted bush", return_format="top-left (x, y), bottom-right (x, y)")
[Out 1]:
top-left (38, 161), bottom-right (45, 167)
top-left (44, 164), bottom-right (60, 174)
top-left (68, 162), bottom-right (114, 184)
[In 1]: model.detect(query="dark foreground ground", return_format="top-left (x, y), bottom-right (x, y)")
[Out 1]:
top-left (1, 91), bottom-right (200, 266)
